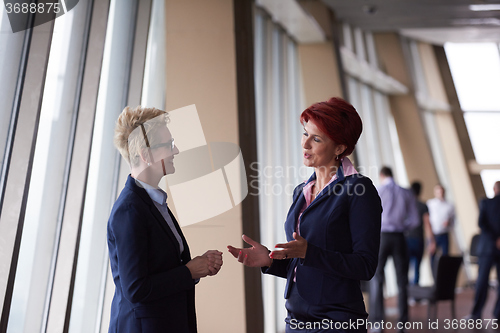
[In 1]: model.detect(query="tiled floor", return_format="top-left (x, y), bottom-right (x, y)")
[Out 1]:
top-left (379, 287), bottom-right (499, 332)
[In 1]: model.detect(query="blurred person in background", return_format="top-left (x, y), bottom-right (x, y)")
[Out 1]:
top-left (427, 184), bottom-right (455, 266)
top-left (369, 166), bottom-right (419, 333)
top-left (467, 181), bottom-right (500, 321)
top-left (406, 181), bottom-right (435, 286)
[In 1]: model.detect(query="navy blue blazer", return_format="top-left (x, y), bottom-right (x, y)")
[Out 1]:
top-left (477, 195), bottom-right (500, 257)
top-left (264, 167), bottom-right (382, 306)
top-left (107, 175), bottom-right (197, 333)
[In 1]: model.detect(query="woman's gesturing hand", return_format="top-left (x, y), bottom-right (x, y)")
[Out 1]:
top-left (270, 232), bottom-right (307, 260)
top-left (227, 235), bottom-right (273, 268)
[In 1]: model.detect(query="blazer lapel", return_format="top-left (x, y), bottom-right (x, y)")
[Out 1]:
top-left (168, 207), bottom-right (191, 262)
top-left (297, 165), bottom-right (346, 227)
top-left (127, 176), bottom-right (182, 258)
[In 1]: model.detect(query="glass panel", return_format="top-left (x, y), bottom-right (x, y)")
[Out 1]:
top-left (141, 0), bottom-right (166, 109)
top-left (365, 32), bottom-right (378, 69)
top-left (422, 111), bottom-right (449, 188)
top-left (464, 112), bottom-right (500, 164)
top-left (342, 24), bottom-right (353, 52)
top-left (480, 170), bottom-right (500, 199)
top-left (353, 27), bottom-right (367, 61)
top-left (372, 92), bottom-right (397, 175)
top-left (0, 4), bottom-right (25, 195)
top-left (347, 77), bottom-right (367, 167)
top-left (7, 2), bottom-right (89, 331)
top-left (446, 43), bottom-right (500, 197)
top-left (254, 10), bottom-right (304, 333)
top-left (359, 84), bottom-right (381, 178)
top-left (271, 24), bottom-right (288, 333)
top-left (253, 10), bottom-right (276, 333)
top-left (444, 43), bottom-right (500, 112)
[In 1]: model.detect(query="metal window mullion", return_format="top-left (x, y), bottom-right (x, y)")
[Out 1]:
top-left (0, 14), bottom-right (55, 332)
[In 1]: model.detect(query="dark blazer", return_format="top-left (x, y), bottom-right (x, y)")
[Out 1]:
top-left (264, 166), bottom-right (382, 306)
top-left (107, 175), bottom-right (196, 333)
top-left (477, 195), bottom-right (500, 256)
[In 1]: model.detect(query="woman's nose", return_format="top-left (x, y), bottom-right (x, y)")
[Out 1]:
top-left (302, 137), bottom-right (311, 149)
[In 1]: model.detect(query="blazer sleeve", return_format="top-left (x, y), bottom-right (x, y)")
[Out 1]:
top-left (108, 202), bottom-right (195, 304)
top-left (262, 258), bottom-right (291, 278)
top-left (300, 177), bottom-right (382, 281)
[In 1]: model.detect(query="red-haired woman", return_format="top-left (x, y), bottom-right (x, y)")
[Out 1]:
top-left (228, 98), bottom-right (382, 332)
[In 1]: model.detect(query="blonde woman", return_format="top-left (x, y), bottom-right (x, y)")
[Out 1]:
top-left (107, 106), bottom-right (222, 333)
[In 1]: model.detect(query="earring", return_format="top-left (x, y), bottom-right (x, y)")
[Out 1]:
top-left (335, 155), bottom-right (339, 161)
top-left (147, 162), bottom-right (151, 166)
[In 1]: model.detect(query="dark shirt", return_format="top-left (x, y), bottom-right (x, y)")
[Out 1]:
top-left (406, 201), bottom-right (428, 240)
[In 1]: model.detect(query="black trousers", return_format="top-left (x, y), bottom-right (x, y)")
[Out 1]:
top-left (472, 254), bottom-right (500, 319)
top-left (285, 284), bottom-right (367, 333)
top-left (369, 232), bottom-right (409, 324)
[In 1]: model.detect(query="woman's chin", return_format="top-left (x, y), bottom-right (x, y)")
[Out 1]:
top-left (303, 159), bottom-right (314, 168)
top-left (164, 166), bottom-right (175, 175)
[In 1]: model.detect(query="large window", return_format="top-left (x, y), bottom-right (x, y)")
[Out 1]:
top-left (8, 3), bottom-right (91, 332)
top-left (342, 25), bottom-right (407, 186)
top-left (254, 7), bottom-right (304, 333)
top-left (0, 1), bottom-right (163, 331)
top-left (342, 24), bottom-right (410, 295)
top-left (445, 43), bottom-right (500, 198)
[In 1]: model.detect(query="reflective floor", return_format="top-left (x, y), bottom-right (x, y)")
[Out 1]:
top-left (380, 287), bottom-right (499, 332)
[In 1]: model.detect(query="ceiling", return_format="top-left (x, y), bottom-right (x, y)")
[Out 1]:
top-left (320, 0), bottom-right (500, 44)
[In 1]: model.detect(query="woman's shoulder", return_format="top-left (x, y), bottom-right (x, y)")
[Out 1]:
top-left (343, 174), bottom-right (380, 199)
top-left (344, 173), bottom-right (376, 186)
top-left (109, 187), bottom-right (148, 222)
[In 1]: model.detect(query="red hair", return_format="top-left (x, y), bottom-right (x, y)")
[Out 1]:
top-left (300, 97), bottom-right (362, 159)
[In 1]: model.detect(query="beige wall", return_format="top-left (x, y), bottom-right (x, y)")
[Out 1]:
top-left (298, 42), bottom-right (343, 107)
top-left (164, 1), bottom-right (246, 332)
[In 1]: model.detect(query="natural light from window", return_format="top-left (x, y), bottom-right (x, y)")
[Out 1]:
top-left (445, 43), bottom-right (500, 198)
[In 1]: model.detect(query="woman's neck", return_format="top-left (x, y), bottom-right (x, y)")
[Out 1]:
top-left (131, 167), bottom-right (161, 188)
top-left (314, 160), bottom-right (341, 189)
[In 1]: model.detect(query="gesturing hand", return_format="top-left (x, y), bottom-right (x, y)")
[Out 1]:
top-left (227, 235), bottom-right (273, 268)
top-left (270, 232), bottom-right (307, 260)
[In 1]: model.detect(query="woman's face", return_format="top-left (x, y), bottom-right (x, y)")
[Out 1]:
top-left (301, 120), bottom-right (345, 171)
top-left (148, 126), bottom-right (179, 176)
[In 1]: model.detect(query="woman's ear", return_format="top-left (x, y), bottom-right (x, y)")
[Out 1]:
top-left (335, 144), bottom-right (347, 157)
top-left (139, 148), bottom-right (154, 165)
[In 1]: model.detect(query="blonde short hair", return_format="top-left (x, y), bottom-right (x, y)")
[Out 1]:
top-left (114, 106), bottom-right (168, 167)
